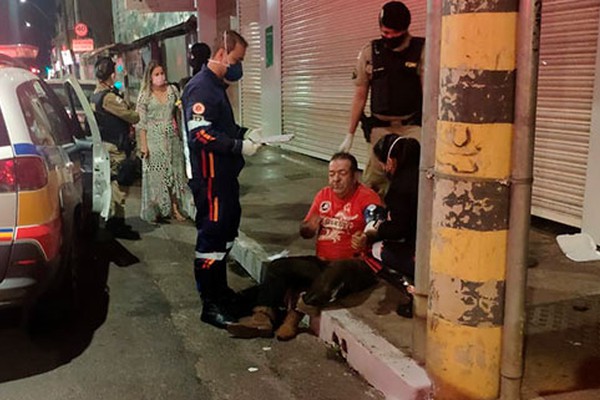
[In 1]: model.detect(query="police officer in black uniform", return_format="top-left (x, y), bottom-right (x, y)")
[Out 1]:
top-left (91, 57), bottom-right (141, 240)
top-left (181, 30), bottom-right (261, 329)
top-left (339, 1), bottom-right (424, 198)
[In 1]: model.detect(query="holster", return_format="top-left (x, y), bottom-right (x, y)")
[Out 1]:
top-left (360, 113), bottom-right (391, 143)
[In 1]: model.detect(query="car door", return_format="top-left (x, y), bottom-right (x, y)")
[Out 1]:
top-left (17, 79), bottom-right (80, 248)
top-left (63, 77), bottom-right (111, 219)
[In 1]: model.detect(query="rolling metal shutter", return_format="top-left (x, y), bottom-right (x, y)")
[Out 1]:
top-left (281, 0), bottom-right (426, 165)
top-left (239, 0), bottom-right (262, 129)
top-left (532, 0), bottom-right (600, 226)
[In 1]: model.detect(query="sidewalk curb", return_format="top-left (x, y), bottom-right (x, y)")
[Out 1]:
top-left (231, 231), bottom-right (270, 282)
top-left (316, 309), bottom-right (432, 400)
top-left (231, 234), bottom-right (432, 400)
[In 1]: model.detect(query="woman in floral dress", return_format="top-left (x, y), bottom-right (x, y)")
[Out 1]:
top-left (136, 61), bottom-right (188, 223)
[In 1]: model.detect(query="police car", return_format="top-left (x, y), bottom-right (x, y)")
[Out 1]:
top-left (0, 55), bottom-right (110, 310)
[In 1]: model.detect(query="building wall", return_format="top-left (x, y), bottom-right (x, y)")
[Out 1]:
top-left (79, 0), bottom-right (114, 46)
top-left (112, 0), bottom-right (194, 44)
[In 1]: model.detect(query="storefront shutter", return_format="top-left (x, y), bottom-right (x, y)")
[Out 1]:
top-left (532, 0), bottom-right (600, 226)
top-left (280, 0), bottom-right (426, 166)
top-left (239, 0), bottom-right (263, 130)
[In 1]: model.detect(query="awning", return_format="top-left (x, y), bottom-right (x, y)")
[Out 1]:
top-left (79, 16), bottom-right (197, 58)
top-left (122, 15), bottom-right (197, 52)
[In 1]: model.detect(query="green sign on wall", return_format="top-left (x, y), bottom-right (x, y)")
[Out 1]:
top-left (265, 25), bottom-right (273, 68)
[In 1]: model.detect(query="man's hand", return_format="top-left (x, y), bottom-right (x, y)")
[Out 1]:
top-left (300, 213), bottom-right (321, 239)
top-left (351, 232), bottom-right (368, 250)
top-left (338, 133), bottom-right (354, 152)
top-left (242, 140), bottom-right (262, 156)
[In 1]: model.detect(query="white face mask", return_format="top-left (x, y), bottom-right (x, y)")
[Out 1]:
top-left (152, 75), bottom-right (166, 87)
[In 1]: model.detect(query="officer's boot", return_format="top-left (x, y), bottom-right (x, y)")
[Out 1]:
top-left (226, 306), bottom-right (275, 338)
top-left (275, 309), bottom-right (304, 341)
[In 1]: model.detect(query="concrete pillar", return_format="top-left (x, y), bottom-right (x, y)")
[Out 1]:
top-left (426, 1), bottom-right (518, 398)
top-left (196, 0), bottom-right (217, 45)
top-left (259, 0), bottom-right (281, 137)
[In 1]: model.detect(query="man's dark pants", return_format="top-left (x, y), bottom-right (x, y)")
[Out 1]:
top-left (256, 256), bottom-right (378, 310)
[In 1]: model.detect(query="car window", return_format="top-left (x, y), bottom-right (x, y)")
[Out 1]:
top-left (65, 83), bottom-right (91, 136)
top-left (0, 110), bottom-right (8, 146)
top-left (66, 83), bottom-right (84, 111)
top-left (17, 80), bottom-right (74, 146)
top-left (50, 84), bottom-right (70, 109)
top-left (81, 84), bottom-right (95, 102)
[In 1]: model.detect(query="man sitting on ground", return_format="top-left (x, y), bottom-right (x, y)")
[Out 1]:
top-left (227, 152), bottom-right (382, 340)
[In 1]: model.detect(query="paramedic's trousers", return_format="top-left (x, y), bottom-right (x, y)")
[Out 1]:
top-left (191, 177), bottom-right (241, 300)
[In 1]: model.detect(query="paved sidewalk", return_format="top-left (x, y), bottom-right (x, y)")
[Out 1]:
top-left (232, 146), bottom-right (600, 399)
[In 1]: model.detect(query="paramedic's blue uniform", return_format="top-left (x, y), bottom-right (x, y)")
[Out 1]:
top-left (182, 65), bottom-right (247, 300)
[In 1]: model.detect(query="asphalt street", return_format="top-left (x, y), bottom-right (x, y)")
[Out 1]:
top-left (0, 186), bottom-right (383, 400)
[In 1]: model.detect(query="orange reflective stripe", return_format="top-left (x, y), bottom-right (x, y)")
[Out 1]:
top-left (207, 178), bottom-right (213, 221)
top-left (213, 197), bottom-right (219, 222)
top-left (209, 152), bottom-right (215, 178)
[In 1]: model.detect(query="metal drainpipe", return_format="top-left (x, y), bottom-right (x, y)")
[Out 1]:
top-left (500, 0), bottom-right (541, 398)
top-left (412, 0), bottom-right (442, 364)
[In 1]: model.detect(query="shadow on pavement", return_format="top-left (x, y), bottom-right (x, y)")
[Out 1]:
top-left (0, 229), bottom-right (139, 383)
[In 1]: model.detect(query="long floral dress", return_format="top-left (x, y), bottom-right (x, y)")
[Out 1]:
top-left (136, 85), bottom-right (188, 222)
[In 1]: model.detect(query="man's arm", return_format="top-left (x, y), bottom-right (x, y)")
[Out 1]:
top-left (340, 43), bottom-right (371, 152)
top-left (103, 93), bottom-right (140, 124)
top-left (300, 190), bottom-right (324, 239)
top-left (348, 84), bottom-right (369, 134)
top-left (300, 213), bottom-right (321, 239)
top-left (184, 95), bottom-right (242, 156)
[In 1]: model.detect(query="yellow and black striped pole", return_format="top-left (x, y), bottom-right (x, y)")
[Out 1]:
top-left (426, 1), bottom-right (518, 399)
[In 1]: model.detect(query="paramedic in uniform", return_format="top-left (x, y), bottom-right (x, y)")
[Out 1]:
top-left (339, 1), bottom-right (424, 197)
top-left (181, 30), bottom-right (262, 329)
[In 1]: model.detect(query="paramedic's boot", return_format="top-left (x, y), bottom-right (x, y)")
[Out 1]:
top-left (201, 299), bottom-right (237, 329)
top-left (226, 306), bottom-right (275, 338)
top-left (275, 309), bottom-right (304, 341)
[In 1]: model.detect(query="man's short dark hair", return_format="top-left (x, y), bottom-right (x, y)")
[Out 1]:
top-left (95, 56), bottom-right (115, 81)
top-left (215, 30), bottom-right (248, 53)
top-left (330, 152), bottom-right (359, 172)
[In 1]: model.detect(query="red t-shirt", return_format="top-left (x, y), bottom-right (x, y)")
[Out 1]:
top-left (305, 184), bottom-right (382, 260)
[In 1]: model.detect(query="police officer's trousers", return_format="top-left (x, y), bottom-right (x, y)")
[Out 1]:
top-left (363, 124), bottom-right (421, 199)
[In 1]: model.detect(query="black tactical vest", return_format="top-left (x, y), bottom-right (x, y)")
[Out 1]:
top-left (90, 89), bottom-right (131, 150)
top-left (370, 36), bottom-right (424, 120)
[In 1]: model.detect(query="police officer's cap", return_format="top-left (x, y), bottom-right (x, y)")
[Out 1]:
top-left (95, 56), bottom-right (115, 81)
top-left (379, 1), bottom-right (411, 32)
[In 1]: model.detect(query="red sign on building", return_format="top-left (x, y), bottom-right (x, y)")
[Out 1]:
top-left (72, 38), bottom-right (95, 53)
top-left (125, 0), bottom-right (195, 12)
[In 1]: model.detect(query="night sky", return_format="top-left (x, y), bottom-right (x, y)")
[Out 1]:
top-left (0, 0), bottom-right (57, 68)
